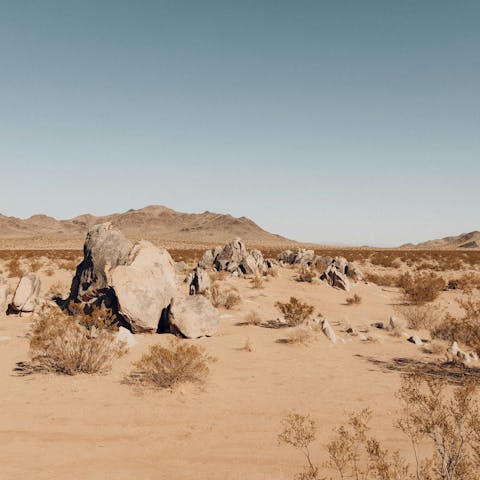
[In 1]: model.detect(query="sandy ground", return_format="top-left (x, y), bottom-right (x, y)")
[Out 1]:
top-left (0, 263), bottom-right (474, 479)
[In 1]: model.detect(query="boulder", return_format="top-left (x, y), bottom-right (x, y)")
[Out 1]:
top-left (322, 319), bottom-right (337, 344)
top-left (294, 249), bottom-right (315, 266)
top-left (69, 222), bottom-right (133, 303)
top-left (198, 248), bottom-right (216, 269)
top-left (347, 263), bottom-right (364, 282)
top-left (214, 238), bottom-right (248, 272)
top-left (0, 277), bottom-right (8, 313)
top-left (110, 241), bottom-right (177, 333)
top-left (333, 256), bottom-right (349, 275)
top-left (278, 250), bottom-right (295, 264)
top-left (175, 261), bottom-right (188, 273)
top-left (116, 326), bottom-right (137, 348)
top-left (313, 255), bottom-right (333, 272)
top-left (189, 267), bottom-right (211, 295)
top-left (168, 295), bottom-right (219, 338)
top-left (11, 274), bottom-right (41, 313)
top-left (320, 265), bottom-right (350, 291)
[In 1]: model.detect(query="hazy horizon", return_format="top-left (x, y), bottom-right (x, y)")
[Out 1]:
top-left (1, 1), bottom-right (479, 246)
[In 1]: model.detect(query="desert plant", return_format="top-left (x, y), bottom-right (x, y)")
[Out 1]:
top-left (297, 265), bottom-right (315, 283)
top-left (285, 327), bottom-right (314, 345)
top-left (210, 283), bottom-right (241, 309)
top-left (251, 274), bottom-right (264, 289)
top-left (275, 297), bottom-right (314, 327)
top-left (27, 306), bottom-right (124, 375)
top-left (345, 294), bottom-right (362, 305)
top-left (399, 272), bottom-right (446, 304)
top-left (7, 257), bottom-right (23, 278)
top-left (243, 310), bottom-right (262, 326)
top-left (396, 304), bottom-right (441, 330)
top-left (240, 337), bottom-right (255, 352)
top-left (126, 339), bottom-right (213, 389)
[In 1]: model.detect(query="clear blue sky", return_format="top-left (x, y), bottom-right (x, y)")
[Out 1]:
top-left (0, 1), bottom-right (479, 246)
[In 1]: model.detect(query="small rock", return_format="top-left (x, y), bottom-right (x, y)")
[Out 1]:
top-left (407, 335), bottom-right (423, 346)
top-left (372, 322), bottom-right (385, 330)
top-left (322, 319), bottom-right (337, 344)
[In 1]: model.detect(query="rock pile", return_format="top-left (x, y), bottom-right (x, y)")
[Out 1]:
top-left (69, 223), bottom-right (219, 338)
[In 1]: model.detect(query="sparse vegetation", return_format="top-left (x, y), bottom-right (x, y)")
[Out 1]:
top-left (399, 272), bottom-right (446, 304)
top-left (345, 293), bottom-right (362, 305)
top-left (243, 310), bottom-right (262, 326)
top-left (251, 274), bottom-right (264, 289)
top-left (125, 339), bottom-right (213, 389)
top-left (280, 372), bottom-right (480, 479)
top-left (25, 306), bottom-right (124, 375)
top-left (275, 297), bottom-right (314, 327)
top-left (297, 265), bottom-right (315, 283)
top-left (285, 327), bottom-right (314, 345)
top-left (397, 304), bottom-right (441, 330)
top-left (210, 282), bottom-right (242, 309)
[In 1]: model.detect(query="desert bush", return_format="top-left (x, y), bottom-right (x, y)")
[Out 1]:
top-left (345, 294), bottom-right (362, 305)
top-left (126, 339), bottom-right (213, 389)
top-left (243, 311), bottom-right (262, 326)
top-left (279, 372), bottom-right (480, 480)
top-left (399, 272), bottom-right (446, 304)
top-left (364, 272), bottom-right (401, 287)
top-left (396, 304), bottom-right (440, 330)
top-left (251, 274), bottom-right (264, 289)
top-left (208, 270), bottom-right (228, 282)
top-left (68, 301), bottom-right (118, 332)
top-left (297, 265), bottom-right (315, 283)
top-left (285, 327), bottom-right (314, 345)
top-left (7, 257), bottom-right (23, 278)
top-left (27, 307), bottom-right (124, 375)
top-left (275, 297), bottom-right (314, 327)
top-left (266, 267), bottom-right (279, 277)
top-left (240, 337), bottom-right (255, 352)
top-left (210, 283), bottom-right (242, 309)
top-left (421, 340), bottom-right (446, 355)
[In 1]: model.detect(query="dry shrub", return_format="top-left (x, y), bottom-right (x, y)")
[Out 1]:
top-left (29, 259), bottom-right (42, 272)
top-left (68, 301), bottom-right (118, 332)
top-left (45, 267), bottom-right (55, 277)
top-left (364, 272), bottom-right (401, 287)
top-left (399, 272), bottom-right (446, 304)
top-left (126, 339), bottom-right (212, 389)
top-left (61, 259), bottom-right (78, 271)
top-left (240, 337), bottom-right (255, 352)
top-left (208, 270), bottom-right (228, 282)
top-left (396, 304), bottom-right (440, 330)
top-left (266, 267), bottom-right (279, 277)
top-left (275, 297), bottom-right (314, 327)
top-left (251, 274), bottom-right (264, 289)
top-left (297, 265), bottom-right (315, 283)
top-left (7, 257), bottom-right (23, 278)
top-left (210, 283), bottom-right (241, 310)
top-left (279, 372), bottom-right (480, 480)
top-left (243, 311), bottom-right (262, 326)
top-left (285, 327), bottom-right (314, 345)
top-left (452, 272), bottom-right (480, 292)
top-left (421, 340), bottom-right (446, 355)
top-left (27, 306), bottom-right (124, 375)
top-left (345, 294), bottom-right (362, 305)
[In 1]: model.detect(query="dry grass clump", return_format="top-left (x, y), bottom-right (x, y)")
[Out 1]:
top-left (421, 340), bottom-right (446, 355)
top-left (399, 272), bottom-right (446, 304)
top-left (266, 267), bottom-right (279, 277)
top-left (284, 327), bottom-right (314, 345)
top-left (345, 294), bottom-right (362, 305)
top-left (243, 310), bottom-right (262, 326)
top-left (364, 272), bottom-right (401, 287)
top-left (7, 257), bottom-right (23, 278)
top-left (297, 265), bottom-right (315, 283)
top-left (279, 372), bottom-right (480, 480)
top-left (125, 339), bottom-right (213, 389)
top-left (210, 282), bottom-right (242, 309)
top-left (26, 306), bottom-right (124, 375)
top-left (68, 301), bottom-right (118, 332)
top-left (396, 304), bottom-right (440, 330)
top-left (251, 274), bottom-right (264, 289)
top-left (208, 270), bottom-right (228, 282)
top-left (275, 297), bottom-right (314, 327)
top-left (240, 337), bottom-right (255, 352)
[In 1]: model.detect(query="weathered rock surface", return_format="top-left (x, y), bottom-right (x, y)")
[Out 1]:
top-left (111, 240), bottom-right (177, 333)
top-left (189, 267), bottom-right (211, 295)
top-left (69, 222), bottom-right (133, 303)
top-left (0, 277), bottom-right (7, 313)
top-left (116, 326), bottom-right (137, 348)
top-left (11, 274), bottom-right (41, 313)
top-left (168, 295), bottom-right (219, 338)
top-left (320, 265), bottom-right (350, 291)
top-left (322, 319), bottom-right (337, 344)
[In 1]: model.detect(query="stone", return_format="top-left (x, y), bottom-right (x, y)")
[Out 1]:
top-left (333, 256), bottom-right (349, 274)
top-left (320, 265), bottom-right (350, 291)
top-left (175, 261), bottom-right (188, 273)
top-left (278, 250), bottom-right (295, 264)
top-left (372, 322), bottom-right (385, 329)
top-left (69, 222), bottom-right (133, 303)
top-left (0, 277), bottom-right (8, 313)
top-left (347, 263), bottom-right (364, 282)
top-left (407, 335), bottom-right (423, 346)
top-left (168, 295), bottom-right (219, 338)
top-left (111, 241), bottom-right (177, 333)
top-left (214, 238), bottom-right (248, 272)
top-left (322, 319), bottom-right (337, 344)
top-left (346, 327), bottom-right (359, 336)
top-left (11, 274), bottom-right (41, 313)
top-left (116, 326), bottom-right (137, 348)
top-left (189, 267), bottom-right (211, 295)
top-left (451, 341), bottom-right (460, 356)
top-left (313, 255), bottom-right (332, 272)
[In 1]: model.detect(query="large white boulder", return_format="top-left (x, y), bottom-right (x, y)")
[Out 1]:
top-left (111, 241), bottom-right (177, 333)
top-left (0, 277), bottom-right (8, 313)
top-left (12, 274), bottom-right (41, 313)
top-left (168, 295), bottom-right (219, 339)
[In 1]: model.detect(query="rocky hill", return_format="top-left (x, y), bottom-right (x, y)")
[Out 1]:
top-left (401, 231), bottom-right (480, 249)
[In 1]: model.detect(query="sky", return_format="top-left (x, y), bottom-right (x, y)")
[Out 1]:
top-left (0, 1), bottom-right (479, 247)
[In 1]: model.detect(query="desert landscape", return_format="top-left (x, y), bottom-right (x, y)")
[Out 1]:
top-left (2, 2), bottom-right (479, 478)
top-left (1, 206), bottom-right (480, 479)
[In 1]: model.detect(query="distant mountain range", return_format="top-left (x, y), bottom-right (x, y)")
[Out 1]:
top-left (401, 231), bottom-right (480, 249)
top-left (0, 205), bottom-right (294, 249)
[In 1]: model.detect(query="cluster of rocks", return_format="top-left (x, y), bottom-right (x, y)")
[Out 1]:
top-left (0, 273), bottom-right (41, 315)
top-left (69, 222), bottom-right (219, 338)
top-left (198, 238), bottom-right (272, 276)
top-left (278, 248), bottom-right (363, 291)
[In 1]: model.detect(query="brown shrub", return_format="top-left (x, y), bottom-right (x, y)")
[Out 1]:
top-left (211, 283), bottom-right (242, 310)
top-left (125, 339), bottom-right (213, 389)
top-left (26, 307), bottom-right (124, 375)
top-left (284, 327), bottom-right (314, 345)
top-left (396, 304), bottom-right (440, 330)
top-left (345, 294), bottom-right (362, 305)
top-left (297, 265), bottom-right (315, 283)
top-left (243, 311), bottom-right (262, 326)
top-left (364, 272), bottom-right (401, 287)
top-left (399, 272), bottom-right (446, 304)
top-left (275, 297), bottom-right (314, 327)
top-left (251, 274), bottom-right (264, 289)
top-left (7, 257), bottom-right (23, 278)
